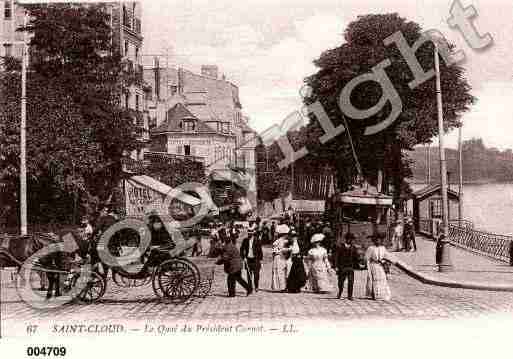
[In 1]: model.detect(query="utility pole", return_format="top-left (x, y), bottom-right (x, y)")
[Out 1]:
top-left (434, 40), bottom-right (452, 271)
top-left (427, 143), bottom-right (431, 185)
top-left (20, 11), bottom-right (29, 236)
top-left (458, 126), bottom-right (463, 226)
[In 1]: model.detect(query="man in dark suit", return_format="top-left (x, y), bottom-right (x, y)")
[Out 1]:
top-left (334, 232), bottom-right (360, 300)
top-left (216, 237), bottom-right (252, 297)
top-left (240, 227), bottom-right (263, 292)
top-left (93, 204), bottom-right (118, 238)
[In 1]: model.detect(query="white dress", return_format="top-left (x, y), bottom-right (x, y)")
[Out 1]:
top-left (365, 245), bottom-right (392, 300)
top-left (271, 236), bottom-right (292, 291)
top-left (306, 246), bottom-right (333, 293)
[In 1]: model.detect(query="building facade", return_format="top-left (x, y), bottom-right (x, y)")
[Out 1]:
top-left (0, 0), bottom-right (25, 59)
top-left (0, 1), bottom-right (150, 158)
top-left (143, 63), bottom-right (258, 206)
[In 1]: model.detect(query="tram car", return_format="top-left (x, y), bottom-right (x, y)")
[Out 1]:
top-left (326, 184), bottom-right (394, 266)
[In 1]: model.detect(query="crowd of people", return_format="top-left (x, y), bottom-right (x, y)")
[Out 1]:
top-left (65, 204), bottom-right (394, 302)
top-left (390, 216), bottom-right (417, 252)
top-left (213, 209), bottom-right (394, 301)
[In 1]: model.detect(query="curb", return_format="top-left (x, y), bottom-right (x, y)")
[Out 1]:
top-left (392, 259), bottom-right (513, 292)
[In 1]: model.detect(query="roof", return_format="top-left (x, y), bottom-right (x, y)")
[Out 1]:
top-left (336, 185), bottom-right (393, 206)
top-left (240, 121), bottom-right (256, 133)
top-left (128, 175), bottom-right (201, 207)
top-left (151, 103), bottom-right (216, 134)
top-left (411, 184), bottom-right (460, 200)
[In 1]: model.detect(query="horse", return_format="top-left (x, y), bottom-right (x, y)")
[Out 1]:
top-left (0, 230), bottom-right (103, 300)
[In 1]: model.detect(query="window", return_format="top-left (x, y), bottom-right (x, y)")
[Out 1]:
top-left (135, 94), bottom-right (139, 111)
top-left (184, 145), bottom-right (191, 156)
top-left (4, 0), bottom-right (12, 19)
top-left (122, 5), bottom-right (130, 28)
top-left (3, 43), bottom-right (12, 57)
top-left (124, 41), bottom-right (129, 57)
top-left (135, 46), bottom-right (139, 62)
top-left (125, 92), bottom-right (130, 109)
top-left (429, 199), bottom-right (442, 219)
top-left (149, 117), bottom-right (157, 129)
top-left (184, 121), bottom-right (195, 132)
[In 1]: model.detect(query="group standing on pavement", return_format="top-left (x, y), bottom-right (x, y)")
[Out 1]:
top-left (212, 210), bottom-right (394, 301)
top-left (391, 216), bottom-right (417, 252)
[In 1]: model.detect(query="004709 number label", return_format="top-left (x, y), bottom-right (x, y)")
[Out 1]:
top-left (26, 347), bottom-right (66, 357)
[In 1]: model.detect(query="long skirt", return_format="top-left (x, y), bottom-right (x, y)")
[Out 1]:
top-left (271, 255), bottom-right (289, 291)
top-left (365, 262), bottom-right (392, 300)
top-left (287, 256), bottom-right (307, 293)
top-left (307, 262), bottom-right (333, 293)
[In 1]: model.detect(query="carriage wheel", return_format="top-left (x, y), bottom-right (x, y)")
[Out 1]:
top-left (112, 270), bottom-right (150, 288)
top-left (157, 259), bottom-right (199, 304)
top-left (76, 272), bottom-right (107, 304)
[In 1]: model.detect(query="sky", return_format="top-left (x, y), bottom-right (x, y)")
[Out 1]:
top-left (141, 0), bottom-right (513, 150)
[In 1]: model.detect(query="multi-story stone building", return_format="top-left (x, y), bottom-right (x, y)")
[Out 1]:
top-left (0, 1), bottom-right (150, 158)
top-left (143, 62), bottom-right (258, 207)
top-left (0, 0), bottom-right (25, 59)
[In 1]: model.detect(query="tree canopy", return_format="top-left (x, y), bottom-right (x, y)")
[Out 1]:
top-left (299, 13), bottom-right (474, 203)
top-left (0, 4), bottom-right (140, 226)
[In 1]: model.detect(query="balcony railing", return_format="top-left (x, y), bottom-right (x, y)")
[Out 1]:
top-left (144, 151), bottom-right (205, 165)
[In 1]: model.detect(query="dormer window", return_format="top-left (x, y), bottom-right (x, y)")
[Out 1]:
top-left (183, 120), bottom-right (195, 132)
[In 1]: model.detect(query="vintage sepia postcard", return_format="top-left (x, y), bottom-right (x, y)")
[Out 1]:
top-left (1, 0), bottom-right (512, 357)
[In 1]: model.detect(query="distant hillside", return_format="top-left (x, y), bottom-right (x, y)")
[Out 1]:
top-left (409, 138), bottom-right (513, 184)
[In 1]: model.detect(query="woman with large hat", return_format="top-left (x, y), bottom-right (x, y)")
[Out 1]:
top-left (365, 233), bottom-right (392, 300)
top-left (286, 229), bottom-right (306, 293)
top-left (271, 224), bottom-right (292, 291)
top-left (305, 233), bottom-right (334, 293)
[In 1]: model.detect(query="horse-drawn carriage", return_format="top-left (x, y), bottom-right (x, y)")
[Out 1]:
top-left (0, 216), bottom-right (214, 305)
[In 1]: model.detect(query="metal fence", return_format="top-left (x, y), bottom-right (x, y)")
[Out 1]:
top-left (448, 224), bottom-right (513, 263)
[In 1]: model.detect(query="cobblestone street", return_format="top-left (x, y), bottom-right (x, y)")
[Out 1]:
top-left (3, 236), bottom-right (513, 337)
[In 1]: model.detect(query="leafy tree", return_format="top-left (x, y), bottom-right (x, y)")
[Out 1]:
top-left (0, 4), bottom-right (140, 226)
top-left (302, 13), bottom-right (474, 207)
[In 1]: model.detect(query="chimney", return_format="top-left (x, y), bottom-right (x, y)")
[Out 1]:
top-left (177, 67), bottom-right (184, 94)
top-left (153, 56), bottom-right (160, 100)
top-left (201, 65), bottom-right (218, 79)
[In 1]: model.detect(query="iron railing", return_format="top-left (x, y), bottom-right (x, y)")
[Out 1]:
top-left (448, 224), bottom-right (513, 263)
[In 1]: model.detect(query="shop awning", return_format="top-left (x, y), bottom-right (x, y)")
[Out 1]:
top-left (128, 175), bottom-right (201, 207)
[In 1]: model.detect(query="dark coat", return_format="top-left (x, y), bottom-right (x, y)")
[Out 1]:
top-left (93, 214), bottom-right (117, 237)
top-left (240, 235), bottom-right (263, 261)
top-left (216, 242), bottom-right (242, 274)
top-left (334, 243), bottom-right (360, 270)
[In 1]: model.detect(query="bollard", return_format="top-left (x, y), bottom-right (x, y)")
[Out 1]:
top-left (435, 235), bottom-right (453, 272)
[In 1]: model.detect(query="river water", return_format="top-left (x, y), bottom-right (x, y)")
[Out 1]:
top-left (411, 183), bottom-right (513, 236)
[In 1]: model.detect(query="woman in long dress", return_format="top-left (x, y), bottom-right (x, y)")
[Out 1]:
top-left (365, 234), bottom-right (392, 300)
top-left (391, 220), bottom-right (403, 252)
top-left (306, 233), bottom-right (334, 293)
top-left (271, 225), bottom-right (292, 291)
top-left (286, 233), bottom-right (306, 293)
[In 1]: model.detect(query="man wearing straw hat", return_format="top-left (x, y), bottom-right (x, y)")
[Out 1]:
top-left (240, 225), bottom-right (263, 292)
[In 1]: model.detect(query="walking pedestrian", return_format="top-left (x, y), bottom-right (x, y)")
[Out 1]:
top-left (405, 217), bottom-right (416, 252)
top-left (335, 232), bottom-right (359, 300)
top-left (306, 233), bottom-right (334, 293)
top-left (240, 227), bottom-right (263, 292)
top-left (286, 231), bottom-right (305, 293)
top-left (365, 234), bottom-right (392, 301)
top-left (271, 224), bottom-right (292, 292)
top-left (216, 236), bottom-right (252, 297)
top-left (391, 220), bottom-right (403, 252)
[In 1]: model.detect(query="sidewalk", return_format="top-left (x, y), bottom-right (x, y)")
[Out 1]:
top-left (392, 235), bottom-right (513, 286)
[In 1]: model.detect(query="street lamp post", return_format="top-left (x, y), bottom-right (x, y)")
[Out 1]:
top-left (434, 40), bottom-right (452, 272)
top-left (20, 11), bottom-right (29, 236)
